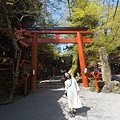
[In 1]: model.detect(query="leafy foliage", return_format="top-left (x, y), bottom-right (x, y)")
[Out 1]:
top-left (68, 0), bottom-right (120, 66)
top-left (38, 44), bottom-right (59, 66)
top-left (0, 0), bottom-right (55, 98)
top-left (0, 0), bottom-right (42, 28)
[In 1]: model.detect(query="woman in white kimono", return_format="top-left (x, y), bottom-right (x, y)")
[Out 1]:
top-left (64, 72), bottom-right (82, 117)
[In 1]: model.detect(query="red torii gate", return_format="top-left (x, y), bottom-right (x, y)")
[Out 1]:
top-left (25, 27), bottom-right (93, 91)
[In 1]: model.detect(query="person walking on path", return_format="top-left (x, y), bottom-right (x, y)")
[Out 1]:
top-left (64, 72), bottom-right (82, 117)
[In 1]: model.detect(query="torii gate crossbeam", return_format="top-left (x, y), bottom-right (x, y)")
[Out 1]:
top-left (25, 27), bottom-right (93, 91)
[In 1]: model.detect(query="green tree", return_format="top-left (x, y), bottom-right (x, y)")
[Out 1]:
top-left (67, 0), bottom-right (101, 75)
top-left (66, 0), bottom-right (120, 76)
top-left (85, 1), bottom-right (120, 65)
top-left (0, 0), bottom-right (42, 98)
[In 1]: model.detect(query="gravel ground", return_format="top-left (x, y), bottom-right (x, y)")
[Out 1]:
top-left (0, 86), bottom-right (120, 120)
top-left (59, 86), bottom-right (120, 120)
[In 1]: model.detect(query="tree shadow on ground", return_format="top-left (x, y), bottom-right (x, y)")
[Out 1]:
top-left (75, 106), bottom-right (91, 117)
top-left (0, 87), bottom-right (67, 120)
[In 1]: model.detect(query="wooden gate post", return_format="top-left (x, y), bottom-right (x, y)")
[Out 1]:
top-left (77, 32), bottom-right (88, 87)
top-left (31, 33), bottom-right (38, 91)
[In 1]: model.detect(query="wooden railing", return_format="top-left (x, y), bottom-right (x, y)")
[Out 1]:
top-left (0, 56), bottom-right (13, 70)
top-left (0, 56), bottom-right (32, 96)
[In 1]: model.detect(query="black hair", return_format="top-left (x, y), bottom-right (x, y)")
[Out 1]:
top-left (64, 72), bottom-right (71, 80)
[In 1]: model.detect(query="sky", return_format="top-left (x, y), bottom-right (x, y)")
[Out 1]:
top-left (47, 0), bottom-right (73, 54)
top-left (47, 0), bottom-right (70, 27)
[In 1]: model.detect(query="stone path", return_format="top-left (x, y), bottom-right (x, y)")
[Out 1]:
top-left (0, 79), bottom-right (120, 120)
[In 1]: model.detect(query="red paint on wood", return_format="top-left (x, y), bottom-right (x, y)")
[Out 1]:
top-left (26, 28), bottom-right (93, 90)
top-left (31, 33), bottom-right (38, 91)
top-left (24, 38), bottom-right (93, 44)
top-left (77, 32), bottom-right (88, 87)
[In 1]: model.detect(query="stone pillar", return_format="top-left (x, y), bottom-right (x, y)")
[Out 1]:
top-left (99, 47), bottom-right (111, 81)
top-left (99, 47), bottom-right (113, 93)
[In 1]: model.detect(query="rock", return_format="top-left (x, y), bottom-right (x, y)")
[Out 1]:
top-left (111, 80), bottom-right (119, 86)
top-left (101, 81), bottom-right (114, 93)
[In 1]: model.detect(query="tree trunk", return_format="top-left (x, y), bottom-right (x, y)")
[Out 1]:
top-left (3, 2), bottom-right (21, 99)
top-left (68, 45), bottom-right (78, 76)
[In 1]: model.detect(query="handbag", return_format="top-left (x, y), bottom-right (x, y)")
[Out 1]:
top-left (64, 91), bottom-right (67, 96)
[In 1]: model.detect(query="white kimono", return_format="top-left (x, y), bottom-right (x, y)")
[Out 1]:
top-left (65, 77), bottom-right (82, 109)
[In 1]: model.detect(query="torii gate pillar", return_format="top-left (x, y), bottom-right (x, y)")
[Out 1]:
top-left (31, 33), bottom-right (38, 91)
top-left (77, 32), bottom-right (88, 87)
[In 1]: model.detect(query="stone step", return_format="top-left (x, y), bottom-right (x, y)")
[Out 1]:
top-left (37, 77), bottom-right (64, 88)
top-left (49, 76), bottom-right (63, 80)
top-left (37, 84), bottom-right (64, 88)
